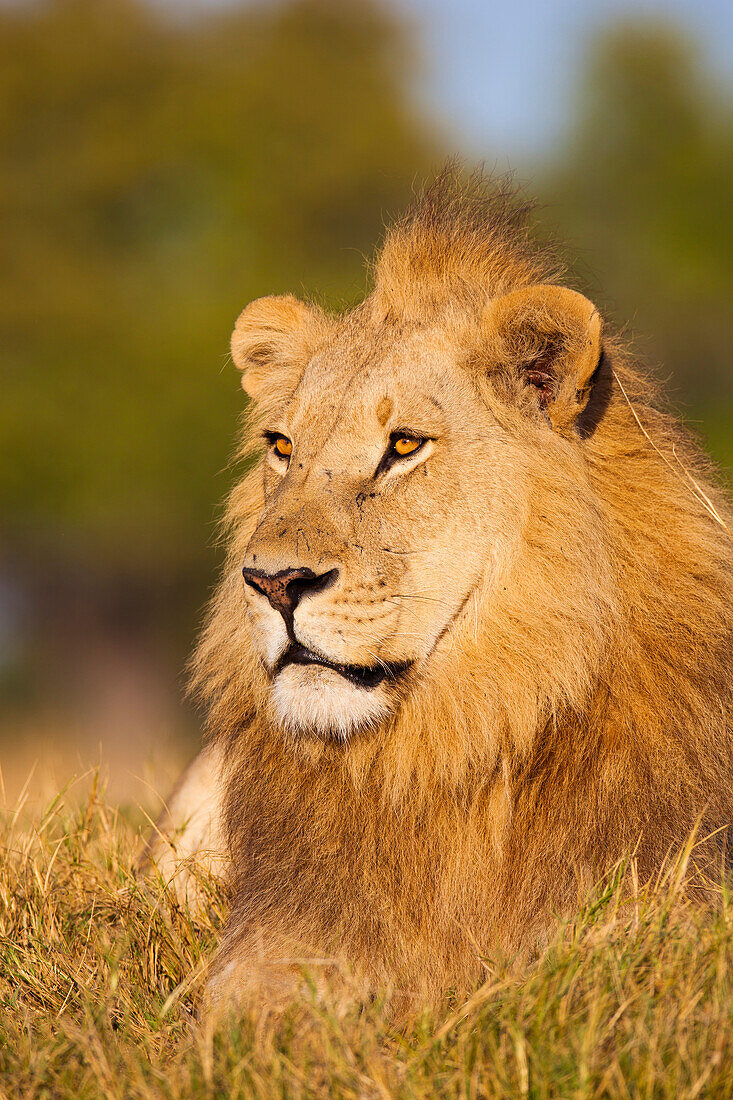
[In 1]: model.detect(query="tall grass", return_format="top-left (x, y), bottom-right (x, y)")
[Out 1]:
top-left (1, 776), bottom-right (731, 1099)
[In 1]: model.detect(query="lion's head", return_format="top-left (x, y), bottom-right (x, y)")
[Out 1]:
top-left (207, 177), bottom-right (618, 757)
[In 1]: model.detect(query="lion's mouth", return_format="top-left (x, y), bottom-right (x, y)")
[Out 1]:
top-left (274, 643), bottom-right (412, 691)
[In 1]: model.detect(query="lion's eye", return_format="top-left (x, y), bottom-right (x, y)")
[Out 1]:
top-left (391, 435), bottom-right (423, 458)
top-left (265, 433), bottom-right (293, 460)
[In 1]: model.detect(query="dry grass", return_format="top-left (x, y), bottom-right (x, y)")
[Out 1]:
top-left (1, 775), bottom-right (731, 1099)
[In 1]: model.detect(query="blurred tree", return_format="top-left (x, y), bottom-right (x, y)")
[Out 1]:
top-left (544, 22), bottom-right (733, 463)
top-left (0, 0), bottom-right (436, 588)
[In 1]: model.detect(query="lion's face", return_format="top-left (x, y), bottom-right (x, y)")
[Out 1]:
top-left (241, 327), bottom-right (516, 738)
top-left (232, 287), bottom-right (602, 739)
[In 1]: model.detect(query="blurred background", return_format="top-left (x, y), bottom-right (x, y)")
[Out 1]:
top-left (1, 0), bottom-right (732, 806)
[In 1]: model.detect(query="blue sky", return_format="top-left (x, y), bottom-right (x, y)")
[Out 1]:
top-left (394, 0), bottom-right (733, 160)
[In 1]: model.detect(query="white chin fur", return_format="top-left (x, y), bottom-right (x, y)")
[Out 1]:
top-left (272, 664), bottom-right (391, 740)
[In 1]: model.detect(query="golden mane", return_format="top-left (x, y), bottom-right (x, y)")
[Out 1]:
top-left (372, 167), bottom-right (563, 321)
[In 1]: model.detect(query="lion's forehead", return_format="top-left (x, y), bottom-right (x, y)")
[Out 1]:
top-left (285, 326), bottom-right (471, 449)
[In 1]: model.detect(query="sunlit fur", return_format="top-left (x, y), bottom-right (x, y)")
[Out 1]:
top-left (172, 170), bottom-right (732, 1009)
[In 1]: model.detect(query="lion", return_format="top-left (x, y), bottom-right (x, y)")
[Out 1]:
top-left (147, 171), bottom-right (733, 1011)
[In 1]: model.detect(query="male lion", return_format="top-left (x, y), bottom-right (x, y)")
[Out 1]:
top-left (148, 173), bottom-right (733, 1009)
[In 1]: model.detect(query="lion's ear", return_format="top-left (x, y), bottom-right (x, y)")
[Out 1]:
top-left (231, 295), bottom-right (330, 403)
top-left (482, 285), bottom-right (603, 432)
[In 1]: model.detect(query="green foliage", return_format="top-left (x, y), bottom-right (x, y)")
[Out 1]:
top-left (1, 782), bottom-right (732, 1097)
top-left (0, 0), bottom-right (435, 573)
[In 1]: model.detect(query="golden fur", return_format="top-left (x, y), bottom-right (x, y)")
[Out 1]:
top-left (155, 171), bottom-right (733, 1009)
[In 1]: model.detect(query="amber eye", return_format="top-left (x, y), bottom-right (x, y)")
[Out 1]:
top-left (266, 434), bottom-right (292, 459)
top-left (392, 436), bottom-right (422, 457)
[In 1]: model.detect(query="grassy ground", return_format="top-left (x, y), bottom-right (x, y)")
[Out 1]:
top-left (1, 776), bottom-right (731, 1099)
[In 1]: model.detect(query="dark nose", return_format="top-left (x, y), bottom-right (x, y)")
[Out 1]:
top-left (241, 566), bottom-right (338, 625)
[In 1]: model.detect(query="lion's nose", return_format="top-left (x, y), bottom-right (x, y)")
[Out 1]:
top-left (241, 566), bottom-right (338, 624)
